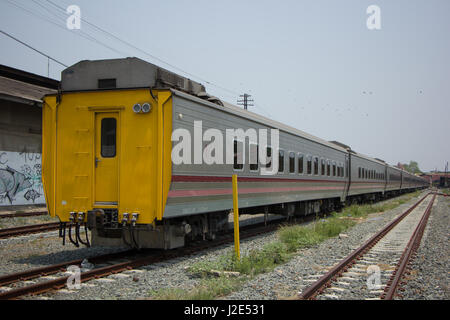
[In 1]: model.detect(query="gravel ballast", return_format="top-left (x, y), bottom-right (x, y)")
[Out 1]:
top-left (396, 196), bottom-right (449, 300)
top-left (0, 191), bottom-right (446, 300)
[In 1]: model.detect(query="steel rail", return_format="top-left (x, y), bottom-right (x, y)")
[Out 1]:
top-left (297, 192), bottom-right (431, 300)
top-left (1, 191), bottom-right (433, 300)
top-left (0, 211), bottom-right (47, 219)
top-left (0, 250), bottom-right (135, 287)
top-left (0, 219), bottom-right (284, 300)
top-left (382, 193), bottom-right (436, 299)
top-left (0, 222), bottom-right (60, 239)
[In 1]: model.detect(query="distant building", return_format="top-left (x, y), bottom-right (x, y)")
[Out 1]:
top-left (420, 172), bottom-right (449, 188)
top-left (0, 64), bottom-right (58, 207)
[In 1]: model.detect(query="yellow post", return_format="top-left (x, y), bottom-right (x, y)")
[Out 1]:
top-left (232, 174), bottom-right (240, 260)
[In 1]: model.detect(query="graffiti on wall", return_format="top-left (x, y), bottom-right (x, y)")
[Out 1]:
top-left (0, 150), bottom-right (45, 206)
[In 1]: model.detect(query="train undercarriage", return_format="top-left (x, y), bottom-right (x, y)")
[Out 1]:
top-left (57, 188), bottom-right (424, 250)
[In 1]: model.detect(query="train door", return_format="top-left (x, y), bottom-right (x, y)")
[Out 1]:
top-left (94, 112), bottom-right (119, 206)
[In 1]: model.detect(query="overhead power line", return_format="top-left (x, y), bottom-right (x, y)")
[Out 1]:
top-left (0, 29), bottom-right (68, 67)
top-left (4, 0), bottom-right (129, 57)
top-left (2, 0), bottom-right (274, 118)
top-left (44, 0), bottom-right (242, 97)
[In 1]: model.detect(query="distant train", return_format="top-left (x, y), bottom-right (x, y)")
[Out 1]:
top-left (42, 58), bottom-right (428, 249)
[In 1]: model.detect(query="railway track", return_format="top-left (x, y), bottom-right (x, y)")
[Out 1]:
top-left (0, 211), bottom-right (47, 219)
top-left (0, 191), bottom-right (432, 300)
top-left (0, 222), bottom-right (60, 239)
top-left (296, 192), bottom-right (437, 300)
top-left (0, 217), bottom-right (287, 300)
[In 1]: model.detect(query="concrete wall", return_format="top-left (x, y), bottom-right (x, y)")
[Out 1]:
top-left (0, 99), bottom-right (44, 206)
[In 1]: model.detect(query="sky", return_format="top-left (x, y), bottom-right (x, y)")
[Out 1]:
top-left (0, 0), bottom-right (449, 172)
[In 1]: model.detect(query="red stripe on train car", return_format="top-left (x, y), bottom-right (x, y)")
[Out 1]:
top-left (172, 175), bottom-right (385, 184)
top-left (168, 185), bottom-right (343, 198)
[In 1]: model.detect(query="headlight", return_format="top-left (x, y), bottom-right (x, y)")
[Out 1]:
top-left (133, 103), bottom-right (142, 113)
top-left (142, 103), bottom-right (152, 113)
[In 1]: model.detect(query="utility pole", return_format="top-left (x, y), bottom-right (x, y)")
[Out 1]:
top-left (237, 93), bottom-right (254, 110)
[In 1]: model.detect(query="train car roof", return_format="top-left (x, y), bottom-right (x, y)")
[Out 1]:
top-left (350, 151), bottom-right (386, 166)
top-left (49, 58), bottom-right (413, 170)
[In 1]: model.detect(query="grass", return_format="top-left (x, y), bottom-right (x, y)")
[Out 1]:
top-left (148, 191), bottom-right (422, 300)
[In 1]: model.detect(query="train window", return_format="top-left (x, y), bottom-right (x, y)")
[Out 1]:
top-left (249, 143), bottom-right (258, 171)
top-left (327, 160), bottom-right (331, 176)
top-left (298, 153), bottom-right (304, 174)
top-left (307, 155), bottom-right (312, 174)
top-left (313, 157), bottom-right (319, 175)
top-left (333, 162), bottom-right (336, 176)
top-left (341, 164), bottom-right (344, 177)
top-left (265, 147), bottom-right (272, 169)
top-left (278, 150), bottom-right (285, 173)
top-left (233, 140), bottom-right (244, 170)
top-left (289, 152), bottom-right (295, 173)
top-left (321, 158), bottom-right (325, 175)
top-left (101, 118), bottom-right (117, 158)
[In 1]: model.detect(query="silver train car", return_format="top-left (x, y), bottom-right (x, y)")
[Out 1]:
top-left (42, 58), bottom-right (428, 249)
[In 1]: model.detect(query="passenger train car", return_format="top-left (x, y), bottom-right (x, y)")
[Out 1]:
top-left (42, 58), bottom-right (428, 249)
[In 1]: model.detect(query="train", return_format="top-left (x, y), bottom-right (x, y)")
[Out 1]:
top-left (42, 58), bottom-right (428, 249)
